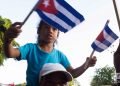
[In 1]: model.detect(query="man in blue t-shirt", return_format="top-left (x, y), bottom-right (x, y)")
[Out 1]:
top-left (4, 20), bottom-right (97, 86)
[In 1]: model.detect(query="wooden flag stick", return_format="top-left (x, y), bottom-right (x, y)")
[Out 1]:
top-left (84, 50), bottom-right (95, 69)
top-left (21, 1), bottom-right (39, 27)
top-left (112, 0), bottom-right (120, 31)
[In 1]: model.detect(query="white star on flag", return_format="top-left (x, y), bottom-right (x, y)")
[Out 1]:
top-left (43, 0), bottom-right (50, 7)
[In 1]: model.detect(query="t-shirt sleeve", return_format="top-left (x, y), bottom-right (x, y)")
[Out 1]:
top-left (18, 43), bottom-right (32, 60)
top-left (59, 51), bottom-right (71, 69)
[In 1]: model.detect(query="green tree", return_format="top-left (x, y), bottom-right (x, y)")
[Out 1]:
top-left (91, 65), bottom-right (115, 86)
top-left (0, 16), bottom-right (19, 65)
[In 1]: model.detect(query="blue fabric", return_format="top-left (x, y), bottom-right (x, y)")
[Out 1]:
top-left (18, 43), bottom-right (70, 86)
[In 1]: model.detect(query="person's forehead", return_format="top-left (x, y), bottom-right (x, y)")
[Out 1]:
top-left (41, 22), bottom-right (58, 30)
top-left (44, 74), bottom-right (67, 84)
top-left (45, 72), bottom-right (67, 79)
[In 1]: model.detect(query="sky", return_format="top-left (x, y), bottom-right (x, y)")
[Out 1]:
top-left (0, 0), bottom-right (120, 86)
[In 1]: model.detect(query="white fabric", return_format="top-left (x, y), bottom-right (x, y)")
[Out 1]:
top-left (39, 63), bottom-right (73, 82)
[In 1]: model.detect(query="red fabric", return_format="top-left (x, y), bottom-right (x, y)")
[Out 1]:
top-left (37, 0), bottom-right (57, 14)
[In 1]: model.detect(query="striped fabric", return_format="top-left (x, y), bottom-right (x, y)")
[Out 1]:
top-left (91, 20), bottom-right (118, 52)
top-left (35, 0), bottom-right (85, 32)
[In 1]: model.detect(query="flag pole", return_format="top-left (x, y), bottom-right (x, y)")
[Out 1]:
top-left (21, 1), bottom-right (39, 27)
top-left (112, 0), bottom-right (120, 31)
top-left (84, 50), bottom-right (95, 69)
top-left (105, 20), bottom-right (110, 26)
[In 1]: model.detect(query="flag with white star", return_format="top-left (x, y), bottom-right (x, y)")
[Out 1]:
top-left (35, 0), bottom-right (85, 32)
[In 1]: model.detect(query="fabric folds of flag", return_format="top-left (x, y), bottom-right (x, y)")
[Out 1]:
top-left (35, 0), bottom-right (85, 32)
top-left (91, 20), bottom-right (118, 52)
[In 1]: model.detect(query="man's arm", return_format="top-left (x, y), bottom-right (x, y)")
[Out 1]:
top-left (66, 56), bottom-right (97, 78)
top-left (114, 42), bottom-right (120, 72)
top-left (4, 37), bottom-right (20, 58)
top-left (3, 22), bottom-right (22, 58)
top-left (113, 42), bottom-right (120, 85)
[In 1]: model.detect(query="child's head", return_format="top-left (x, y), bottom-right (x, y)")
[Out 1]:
top-left (39, 63), bottom-right (73, 86)
top-left (37, 20), bottom-right (59, 46)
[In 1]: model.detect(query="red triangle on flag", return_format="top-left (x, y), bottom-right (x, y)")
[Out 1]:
top-left (37, 0), bottom-right (57, 14)
top-left (96, 31), bottom-right (105, 42)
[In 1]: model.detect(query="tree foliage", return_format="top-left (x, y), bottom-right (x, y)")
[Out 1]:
top-left (0, 16), bottom-right (19, 65)
top-left (91, 65), bottom-right (115, 86)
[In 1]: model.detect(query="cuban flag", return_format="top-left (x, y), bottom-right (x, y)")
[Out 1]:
top-left (35, 0), bottom-right (85, 32)
top-left (91, 20), bottom-right (118, 52)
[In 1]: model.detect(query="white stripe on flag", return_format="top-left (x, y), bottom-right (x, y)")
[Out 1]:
top-left (94, 40), bottom-right (108, 50)
top-left (43, 11), bottom-right (72, 30)
top-left (103, 30), bottom-right (116, 43)
top-left (54, 1), bottom-right (81, 25)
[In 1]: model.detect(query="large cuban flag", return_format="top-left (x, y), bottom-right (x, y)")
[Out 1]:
top-left (91, 20), bottom-right (118, 52)
top-left (35, 0), bottom-right (85, 32)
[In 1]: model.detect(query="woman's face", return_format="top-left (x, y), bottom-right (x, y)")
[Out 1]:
top-left (39, 72), bottom-right (68, 86)
top-left (38, 23), bottom-right (59, 44)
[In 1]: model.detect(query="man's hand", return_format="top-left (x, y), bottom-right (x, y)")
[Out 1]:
top-left (4, 22), bottom-right (22, 41)
top-left (3, 22), bottom-right (22, 58)
top-left (86, 56), bottom-right (97, 67)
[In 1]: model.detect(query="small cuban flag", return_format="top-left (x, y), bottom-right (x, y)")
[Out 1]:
top-left (35, 0), bottom-right (85, 33)
top-left (91, 20), bottom-right (119, 52)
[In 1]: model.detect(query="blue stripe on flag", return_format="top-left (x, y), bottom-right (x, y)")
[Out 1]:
top-left (55, 11), bottom-right (76, 27)
top-left (36, 9), bottom-right (68, 32)
top-left (91, 43), bottom-right (103, 52)
top-left (57, 0), bottom-right (85, 22)
top-left (105, 25), bottom-right (118, 40)
top-left (102, 40), bottom-right (111, 47)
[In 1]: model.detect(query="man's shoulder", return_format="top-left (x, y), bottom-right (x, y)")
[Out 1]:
top-left (53, 48), bottom-right (66, 56)
top-left (53, 48), bottom-right (61, 53)
top-left (24, 43), bottom-right (37, 46)
top-left (20, 43), bottom-right (37, 49)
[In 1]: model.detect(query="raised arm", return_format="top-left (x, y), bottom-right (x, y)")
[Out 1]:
top-left (66, 56), bottom-right (97, 78)
top-left (4, 22), bottom-right (22, 58)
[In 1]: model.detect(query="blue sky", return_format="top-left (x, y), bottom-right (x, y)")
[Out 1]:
top-left (0, 0), bottom-right (120, 86)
